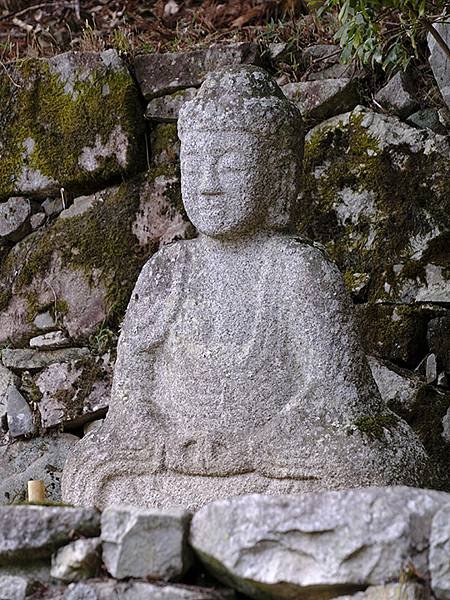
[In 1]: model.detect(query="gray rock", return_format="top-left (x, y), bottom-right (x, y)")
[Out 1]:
top-left (134, 43), bottom-right (261, 99)
top-left (336, 584), bottom-right (429, 600)
top-left (30, 212), bottom-right (46, 231)
top-left (0, 365), bottom-right (18, 422)
top-left (375, 72), bottom-right (418, 118)
top-left (145, 88), bottom-right (198, 122)
top-left (101, 506), bottom-right (191, 580)
top-left (0, 505), bottom-right (100, 564)
top-left (368, 355), bottom-right (424, 413)
top-left (51, 537), bottom-right (101, 582)
top-left (428, 316), bottom-right (450, 373)
top-left (282, 78), bottom-right (360, 121)
top-left (0, 575), bottom-right (30, 600)
top-left (430, 504), bottom-right (450, 599)
top-left (59, 194), bottom-right (98, 220)
top-left (407, 109), bottom-right (448, 135)
top-left (33, 311), bottom-right (56, 332)
top-left (83, 419), bottom-right (103, 435)
top-left (190, 487), bottom-right (450, 600)
top-left (0, 50), bottom-right (145, 200)
top-left (0, 434), bottom-right (78, 504)
top-left (429, 22), bottom-right (450, 111)
top-left (42, 197), bottom-right (64, 218)
top-left (426, 354), bottom-right (438, 383)
top-left (29, 331), bottom-right (70, 350)
top-left (63, 67), bottom-right (428, 511)
top-left (442, 408), bottom-right (450, 443)
top-left (64, 581), bottom-right (233, 600)
top-left (6, 385), bottom-right (35, 438)
top-left (35, 354), bottom-right (111, 429)
top-left (0, 198), bottom-right (31, 243)
top-left (2, 348), bottom-right (89, 372)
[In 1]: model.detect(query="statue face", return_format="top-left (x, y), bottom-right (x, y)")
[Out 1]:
top-left (180, 130), bottom-right (269, 237)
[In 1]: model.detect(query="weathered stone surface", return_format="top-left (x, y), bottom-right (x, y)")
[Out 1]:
top-left (33, 311), bottom-right (56, 332)
top-left (429, 23), bottom-right (450, 111)
top-left (51, 538), bottom-right (101, 582)
top-left (64, 580), bottom-right (233, 600)
top-left (368, 355), bottom-right (424, 413)
top-left (0, 198), bottom-right (31, 243)
top-left (134, 43), bottom-right (260, 99)
top-left (283, 78), bottom-right (360, 122)
top-left (430, 504), bottom-right (450, 599)
top-left (190, 488), bottom-right (450, 600)
top-left (6, 385), bottom-right (34, 438)
top-left (0, 575), bottom-right (30, 600)
top-left (145, 88), bottom-right (198, 122)
top-left (0, 434), bottom-right (78, 504)
top-left (0, 365), bottom-right (18, 422)
top-left (30, 212), bottom-right (46, 231)
top-left (29, 331), bottom-right (70, 350)
top-left (63, 67), bottom-right (428, 511)
top-left (0, 172), bottom-right (191, 346)
top-left (0, 505), bottom-right (100, 564)
top-left (0, 50), bottom-right (145, 200)
top-left (101, 506), bottom-right (191, 580)
top-left (336, 584), bottom-right (429, 600)
top-left (35, 354), bottom-right (111, 429)
top-left (375, 72), bottom-right (418, 118)
top-left (299, 107), bottom-right (450, 305)
top-left (407, 108), bottom-right (448, 135)
top-left (2, 348), bottom-right (89, 372)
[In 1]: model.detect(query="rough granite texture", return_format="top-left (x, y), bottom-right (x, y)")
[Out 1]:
top-left (428, 23), bottom-right (450, 111)
top-left (190, 487), bottom-right (450, 600)
top-left (101, 506), bottom-right (191, 580)
top-left (63, 66), bottom-right (428, 510)
top-left (430, 503), bottom-right (450, 600)
top-left (0, 505), bottom-right (100, 564)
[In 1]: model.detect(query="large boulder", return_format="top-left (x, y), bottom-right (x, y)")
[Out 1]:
top-left (190, 488), bottom-right (450, 600)
top-left (0, 168), bottom-right (189, 346)
top-left (430, 503), bottom-right (450, 599)
top-left (298, 107), bottom-right (450, 306)
top-left (0, 50), bottom-right (145, 200)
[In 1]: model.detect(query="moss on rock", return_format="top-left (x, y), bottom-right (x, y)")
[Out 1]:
top-left (0, 50), bottom-right (146, 200)
top-left (298, 108), bottom-right (450, 304)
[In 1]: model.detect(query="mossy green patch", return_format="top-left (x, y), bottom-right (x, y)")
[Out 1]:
top-left (353, 412), bottom-right (399, 440)
top-left (0, 53), bottom-right (146, 199)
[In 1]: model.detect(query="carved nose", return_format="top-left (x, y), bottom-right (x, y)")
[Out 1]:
top-left (200, 162), bottom-right (222, 195)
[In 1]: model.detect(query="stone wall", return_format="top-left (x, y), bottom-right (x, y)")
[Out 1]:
top-left (3, 487), bottom-right (450, 600)
top-left (0, 41), bottom-right (449, 502)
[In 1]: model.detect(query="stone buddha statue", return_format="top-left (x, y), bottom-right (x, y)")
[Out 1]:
top-left (62, 66), bottom-right (428, 509)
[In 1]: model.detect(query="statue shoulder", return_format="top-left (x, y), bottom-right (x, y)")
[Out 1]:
top-left (275, 235), bottom-right (340, 278)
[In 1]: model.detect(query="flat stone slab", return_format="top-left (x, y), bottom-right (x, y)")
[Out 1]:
top-left (101, 505), bottom-right (191, 580)
top-left (2, 348), bottom-right (89, 371)
top-left (190, 487), bottom-right (450, 600)
top-left (0, 505), bottom-right (100, 564)
top-left (134, 43), bottom-right (260, 99)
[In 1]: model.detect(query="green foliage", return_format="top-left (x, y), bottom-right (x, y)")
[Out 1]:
top-left (309, 0), bottom-right (450, 72)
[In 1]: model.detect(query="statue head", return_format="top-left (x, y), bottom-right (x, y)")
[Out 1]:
top-left (178, 66), bottom-right (303, 238)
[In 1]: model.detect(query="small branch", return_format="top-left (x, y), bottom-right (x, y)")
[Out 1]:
top-left (0, 59), bottom-right (21, 88)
